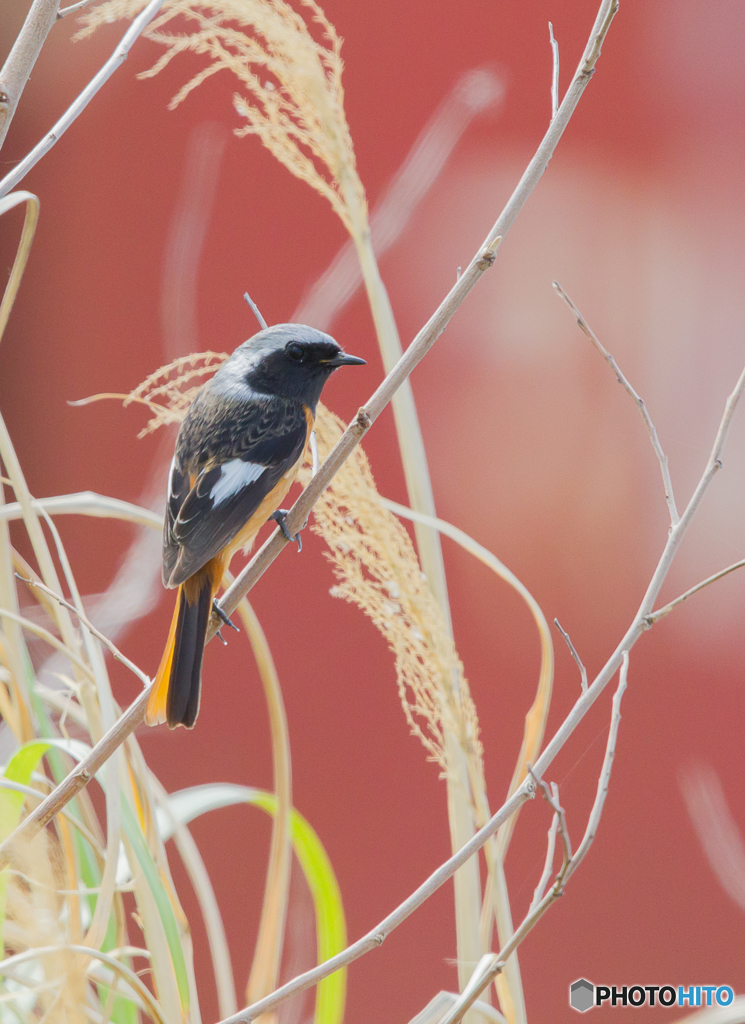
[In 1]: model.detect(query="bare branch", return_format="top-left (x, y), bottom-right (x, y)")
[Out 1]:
top-left (553, 281), bottom-right (680, 526)
top-left (562, 652), bottom-right (628, 884)
top-left (56, 0), bottom-right (98, 18)
top-left (548, 23), bottom-right (560, 119)
top-left (529, 786), bottom-right (560, 911)
top-left (0, 0), bottom-right (60, 151)
top-left (529, 773), bottom-right (571, 868)
top-left (438, 655), bottom-right (630, 1024)
top-left (15, 574), bottom-right (150, 688)
top-left (243, 290), bottom-right (268, 330)
top-left (647, 558), bottom-right (745, 625)
top-left (554, 617), bottom-right (587, 692)
top-left (0, 0), bottom-right (168, 199)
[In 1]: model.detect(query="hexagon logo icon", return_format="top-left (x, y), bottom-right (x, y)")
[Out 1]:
top-left (570, 979), bottom-right (594, 1012)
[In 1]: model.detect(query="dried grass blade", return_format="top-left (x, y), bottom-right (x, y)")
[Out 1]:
top-left (0, 944), bottom-right (166, 1024)
top-left (0, 492), bottom-right (163, 530)
top-left (0, 192), bottom-right (39, 345)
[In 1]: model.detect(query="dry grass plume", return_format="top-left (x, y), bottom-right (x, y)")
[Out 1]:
top-left (77, 0), bottom-right (367, 234)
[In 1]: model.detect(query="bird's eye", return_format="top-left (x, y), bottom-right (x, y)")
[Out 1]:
top-left (286, 342), bottom-right (304, 361)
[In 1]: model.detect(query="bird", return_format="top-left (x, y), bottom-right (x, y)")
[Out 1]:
top-left (146, 323), bottom-right (366, 729)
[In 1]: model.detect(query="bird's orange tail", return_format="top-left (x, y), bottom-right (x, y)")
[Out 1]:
top-left (146, 569), bottom-right (215, 728)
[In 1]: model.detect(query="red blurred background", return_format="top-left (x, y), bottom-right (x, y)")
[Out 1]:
top-left (1, 0), bottom-right (745, 1021)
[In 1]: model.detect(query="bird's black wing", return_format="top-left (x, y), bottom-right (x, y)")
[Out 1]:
top-left (163, 399), bottom-right (309, 588)
top-left (162, 459), bottom-right (191, 587)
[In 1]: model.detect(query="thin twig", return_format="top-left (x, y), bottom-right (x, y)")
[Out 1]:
top-left (529, 798), bottom-right (559, 912)
top-left (0, 0), bottom-right (167, 199)
top-left (243, 291), bottom-right (268, 331)
top-left (438, 655), bottom-right (630, 1024)
top-left (530, 774), bottom-right (571, 867)
top-left (554, 618), bottom-right (587, 692)
top-left (548, 23), bottom-right (560, 119)
top-left (561, 651), bottom-right (628, 884)
top-left (56, 0), bottom-right (98, 18)
top-left (647, 558), bottom-right (745, 625)
top-left (0, 0), bottom-right (60, 151)
top-left (529, 360), bottom-right (745, 796)
top-left (553, 281), bottom-right (679, 525)
top-left (14, 575), bottom-right (150, 688)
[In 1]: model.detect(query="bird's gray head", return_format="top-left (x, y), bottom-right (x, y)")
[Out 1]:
top-left (215, 323), bottom-right (365, 409)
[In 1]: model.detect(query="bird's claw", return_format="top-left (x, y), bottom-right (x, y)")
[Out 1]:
top-left (270, 509), bottom-right (303, 552)
top-left (213, 600), bottom-right (239, 633)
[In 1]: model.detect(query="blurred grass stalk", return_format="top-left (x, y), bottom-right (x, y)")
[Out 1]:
top-left (340, 174), bottom-right (491, 1017)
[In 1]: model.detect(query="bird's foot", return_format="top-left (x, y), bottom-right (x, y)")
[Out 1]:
top-left (213, 600), bottom-right (239, 637)
top-left (270, 509), bottom-right (303, 552)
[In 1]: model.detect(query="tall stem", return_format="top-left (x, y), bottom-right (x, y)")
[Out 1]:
top-left (350, 216), bottom-right (485, 1009)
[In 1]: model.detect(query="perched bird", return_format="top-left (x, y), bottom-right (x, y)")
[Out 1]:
top-left (146, 323), bottom-right (365, 728)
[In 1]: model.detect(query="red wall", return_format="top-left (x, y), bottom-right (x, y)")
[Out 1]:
top-left (1, 1), bottom-right (744, 1021)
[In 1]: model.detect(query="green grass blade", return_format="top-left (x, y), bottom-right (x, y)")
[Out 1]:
top-left (2, 738), bottom-right (189, 1019)
top-left (0, 740), bottom-right (52, 952)
top-left (164, 783), bottom-right (347, 1024)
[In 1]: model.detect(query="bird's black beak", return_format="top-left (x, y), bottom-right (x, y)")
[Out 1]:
top-left (325, 352), bottom-right (367, 368)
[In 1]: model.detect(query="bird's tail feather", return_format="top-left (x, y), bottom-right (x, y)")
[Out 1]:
top-left (146, 569), bottom-right (214, 728)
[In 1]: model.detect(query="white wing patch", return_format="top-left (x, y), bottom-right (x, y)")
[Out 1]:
top-left (210, 459), bottom-right (266, 505)
top-left (168, 456), bottom-right (179, 494)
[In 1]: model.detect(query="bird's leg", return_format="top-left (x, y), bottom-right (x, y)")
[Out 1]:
top-left (213, 600), bottom-right (239, 634)
top-left (270, 509), bottom-right (303, 553)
